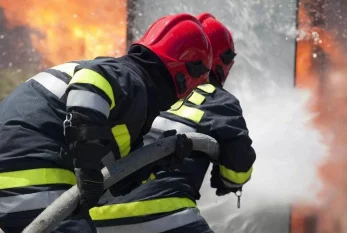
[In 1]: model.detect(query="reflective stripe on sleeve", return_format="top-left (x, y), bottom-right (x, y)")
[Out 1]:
top-left (95, 208), bottom-right (203, 233)
top-left (69, 68), bottom-right (116, 109)
top-left (90, 197), bottom-right (196, 220)
top-left (220, 165), bottom-right (253, 185)
top-left (152, 116), bottom-right (196, 134)
top-left (29, 72), bottom-right (68, 99)
top-left (221, 179), bottom-right (243, 188)
top-left (0, 168), bottom-right (76, 189)
top-left (197, 83), bottom-right (216, 93)
top-left (168, 105), bottom-right (204, 123)
top-left (170, 100), bottom-right (184, 110)
top-left (111, 124), bottom-right (131, 157)
top-left (0, 190), bottom-right (66, 213)
top-left (188, 91), bottom-right (205, 105)
top-left (67, 90), bottom-right (110, 118)
top-left (50, 62), bottom-right (79, 77)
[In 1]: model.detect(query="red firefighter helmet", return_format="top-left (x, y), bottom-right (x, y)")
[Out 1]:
top-left (132, 13), bottom-right (213, 98)
top-left (196, 13), bottom-right (236, 85)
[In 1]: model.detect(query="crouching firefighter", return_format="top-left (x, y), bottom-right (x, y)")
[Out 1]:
top-left (0, 13), bottom-right (213, 233)
top-left (91, 13), bottom-right (256, 233)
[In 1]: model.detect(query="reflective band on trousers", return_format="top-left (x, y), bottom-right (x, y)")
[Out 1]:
top-left (90, 197), bottom-right (196, 220)
top-left (28, 72), bottom-right (68, 99)
top-left (0, 168), bottom-right (76, 189)
top-left (0, 190), bottom-right (66, 213)
top-left (152, 116), bottom-right (196, 134)
top-left (67, 90), bottom-right (111, 118)
top-left (96, 208), bottom-right (203, 233)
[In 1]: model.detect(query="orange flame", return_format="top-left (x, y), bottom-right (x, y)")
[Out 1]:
top-left (294, 1), bottom-right (347, 232)
top-left (0, 0), bottom-right (128, 67)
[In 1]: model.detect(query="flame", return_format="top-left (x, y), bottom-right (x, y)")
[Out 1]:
top-left (0, 0), bottom-right (128, 67)
top-left (294, 1), bottom-right (347, 232)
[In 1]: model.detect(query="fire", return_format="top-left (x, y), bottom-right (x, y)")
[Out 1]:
top-left (294, 0), bottom-right (347, 232)
top-left (0, 0), bottom-right (128, 67)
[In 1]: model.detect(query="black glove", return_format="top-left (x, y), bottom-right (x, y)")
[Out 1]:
top-left (156, 130), bottom-right (193, 170)
top-left (210, 164), bottom-right (241, 196)
top-left (74, 167), bottom-right (104, 214)
top-left (70, 140), bottom-right (109, 215)
top-left (64, 111), bottom-right (112, 214)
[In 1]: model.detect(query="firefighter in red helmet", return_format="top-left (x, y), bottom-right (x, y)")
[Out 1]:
top-left (0, 13), bottom-right (212, 233)
top-left (92, 13), bottom-right (256, 233)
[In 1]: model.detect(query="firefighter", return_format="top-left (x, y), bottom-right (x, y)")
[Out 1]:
top-left (0, 13), bottom-right (213, 233)
top-left (92, 13), bottom-right (256, 233)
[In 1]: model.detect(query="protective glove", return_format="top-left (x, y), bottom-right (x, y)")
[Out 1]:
top-left (69, 140), bottom-right (110, 215)
top-left (210, 164), bottom-right (241, 196)
top-left (74, 167), bottom-right (104, 215)
top-left (64, 111), bottom-right (112, 215)
top-left (109, 130), bottom-right (193, 197)
top-left (156, 129), bottom-right (193, 170)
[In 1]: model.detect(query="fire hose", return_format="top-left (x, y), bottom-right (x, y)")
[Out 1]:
top-left (22, 132), bottom-right (219, 233)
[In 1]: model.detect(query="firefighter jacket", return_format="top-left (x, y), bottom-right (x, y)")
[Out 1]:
top-left (91, 78), bottom-right (256, 232)
top-left (0, 45), bottom-right (177, 229)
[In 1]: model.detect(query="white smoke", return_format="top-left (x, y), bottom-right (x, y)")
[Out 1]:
top-left (198, 88), bottom-right (326, 232)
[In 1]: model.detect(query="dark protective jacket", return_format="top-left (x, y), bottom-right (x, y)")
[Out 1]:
top-left (0, 45), bottom-right (176, 230)
top-left (91, 78), bottom-right (256, 233)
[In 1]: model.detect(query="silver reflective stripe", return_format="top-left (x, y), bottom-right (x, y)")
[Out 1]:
top-left (29, 72), bottom-right (68, 99)
top-left (222, 179), bottom-right (242, 188)
top-left (67, 90), bottom-right (110, 118)
top-left (96, 208), bottom-right (204, 233)
top-left (152, 116), bottom-right (196, 134)
top-left (0, 190), bottom-right (66, 213)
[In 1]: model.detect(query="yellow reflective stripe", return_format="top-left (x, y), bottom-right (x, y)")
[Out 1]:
top-left (220, 165), bottom-right (253, 184)
top-left (149, 173), bottom-right (156, 180)
top-left (188, 91), bottom-right (205, 105)
top-left (112, 124), bottom-right (131, 157)
top-left (90, 197), bottom-right (196, 220)
top-left (69, 69), bottom-right (115, 109)
top-left (50, 62), bottom-right (79, 77)
top-left (141, 172), bottom-right (156, 184)
top-left (168, 105), bottom-right (204, 123)
top-left (0, 168), bottom-right (76, 189)
top-left (197, 84), bottom-right (216, 93)
top-left (170, 100), bottom-right (184, 110)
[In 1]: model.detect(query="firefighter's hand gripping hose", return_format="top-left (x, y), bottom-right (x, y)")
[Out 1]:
top-left (22, 132), bottom-right (219, 233)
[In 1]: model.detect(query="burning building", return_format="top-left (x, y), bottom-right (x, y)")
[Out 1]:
top-left (0, 0), bottom-right (347, 232)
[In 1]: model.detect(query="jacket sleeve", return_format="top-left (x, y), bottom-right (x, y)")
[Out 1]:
top-left (203, 91), bottom-right (256, 187)
top-left (62, 58), bottom-right (131, 165)
top-left (159, 85), bottom-right (256, 187)
top-left (65, 58), bottom-right (122, 122)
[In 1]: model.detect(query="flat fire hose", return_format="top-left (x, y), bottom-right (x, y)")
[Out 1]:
top-left (22, 133), bottom-right (219, 233)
